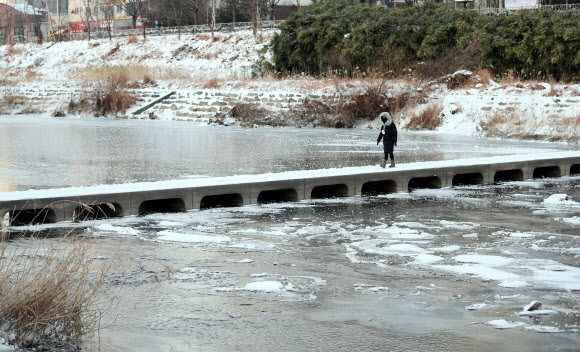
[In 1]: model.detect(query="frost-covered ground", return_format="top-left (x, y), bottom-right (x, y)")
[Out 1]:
top-left (1, 31), bottom-right (580, 141)
top-left (2, 175), bottom-right (579, 351)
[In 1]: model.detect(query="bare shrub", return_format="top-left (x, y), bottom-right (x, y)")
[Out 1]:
top-left (198, 34), bottom-right (210, 41)
top-left (406, 104), bottom-right (443, 130)
top-left (0, 227), bottom-right (115, 349)
top-left (415, 41), bottom-right (482, 80)
top-left (203, 78), bottom-right (222, 89)
top-left (228, 103), bottom-right (269, 127)
top-left (387, 91), bottom-right (412, 117)
top-left (128, 35), bottom-right (138, 44)
top-left (287, 97), bottom-right (334, 127)
top-left (95, 89), bottom-right (136, 115)
top-left (102, 43), bottom-right (120, 59)
top-left (337, 84), bottom-right (390, 127)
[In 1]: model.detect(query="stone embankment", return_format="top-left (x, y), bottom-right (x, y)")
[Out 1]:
top-left (0, 86), bottom-right (341, 121)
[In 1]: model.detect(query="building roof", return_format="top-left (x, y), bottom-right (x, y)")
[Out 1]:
top-left (3, 3), bottom-right (46, 15)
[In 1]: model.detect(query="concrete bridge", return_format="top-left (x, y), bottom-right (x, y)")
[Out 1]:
top-left (1, 151), bottom-right (579, 226)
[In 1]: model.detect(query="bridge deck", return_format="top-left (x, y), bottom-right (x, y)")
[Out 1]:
top-left (1, 151), bottom-right (579, 225)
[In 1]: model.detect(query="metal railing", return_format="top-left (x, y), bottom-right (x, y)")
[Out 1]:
top-left (38, 19), bottom-right (284, 42)
top-left (474, 3), bottom-right (580, 15)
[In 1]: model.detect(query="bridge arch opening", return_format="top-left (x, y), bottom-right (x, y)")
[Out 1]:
top-left (311, 184), bottom-right (349, 198)
top-left (139, 198), bottom-right (186, 215)
top-left (494, 169), bottom-right (524, 183)
top-left (361, 180), bottom-right (397, 196)
top-left (200, 194), bottom-right (243, 209)
top-left (257, 189), bottom-right (298, 204)
top-left (533, 166), bottom-right (561, 179)
top-left (452, 173), bottom-right (484, 186)
top-left (570, 164), bottom-right (580, 175)
top-left (9, 208), bottom-right (57, 226)
top-left (408, 176), bottom-right (441, 191)
top-left (74, 203), bottom-right (123, 221)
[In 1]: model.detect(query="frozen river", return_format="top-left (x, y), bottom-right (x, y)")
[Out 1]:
top-left (1, 115), bottom-right (579, 351)
top-left (0, 115), bottom-right (577, 191)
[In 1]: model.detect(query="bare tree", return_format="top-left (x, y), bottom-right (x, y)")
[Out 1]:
top-left (118, 0), bottom-right (146, 29)
top-left (78, 0), bottom-right (96, 40)
top-left (102, 2), bottom-right (115, 40)
top-left (151, 0), bottom-right (188, 39)
top-left (264, 0), bottom-right (280, 20)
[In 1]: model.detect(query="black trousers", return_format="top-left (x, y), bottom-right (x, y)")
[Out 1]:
top-left (383, 142), bottom-right (394, 160)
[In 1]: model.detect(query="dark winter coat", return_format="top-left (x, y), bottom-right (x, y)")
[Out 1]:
top-left (377, 122), bottom-right (398, 154)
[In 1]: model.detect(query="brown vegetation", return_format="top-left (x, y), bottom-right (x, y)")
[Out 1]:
top-left (0, 227), bottom-right (115, 349)
top-left (102, 43), bottom-right (120, 60)
top-left (203, 78), bottom-right (222, 89)
top-left (406, 104), bottom-right (443, 130)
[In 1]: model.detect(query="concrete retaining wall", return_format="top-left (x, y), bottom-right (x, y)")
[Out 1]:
top-left (0, 87), bottom-right (340, 121)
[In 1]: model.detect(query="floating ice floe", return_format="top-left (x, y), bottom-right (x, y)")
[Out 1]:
top-left (561, 216), bottom-right (580, 225)
top-left (524, 326), bottom-right (568, 333)
top-left (157, 221), bottom-right (184, 227)
top-left (94, 224), bottom-right (140, 235)
top-left (544, 194), bottom-right (577, 205)
top-left (156, 230), bottom-right (230, 243)
top-left (517, 309), bottom-right (557, 317)
top-left (465, 302), bottom-right (489, 311)
top-left (243, 281), bottom-right (284, 292)
top-left (485, 319), bottom-right (526, 329)
top-left (352, 283), bottom-right (389, 293)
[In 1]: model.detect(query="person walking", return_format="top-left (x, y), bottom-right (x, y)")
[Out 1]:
top-left (376, 111), bottom-right (397, 168)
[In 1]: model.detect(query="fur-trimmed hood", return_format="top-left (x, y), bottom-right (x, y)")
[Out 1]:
top-left (380, 112), bottom-right (392, 126)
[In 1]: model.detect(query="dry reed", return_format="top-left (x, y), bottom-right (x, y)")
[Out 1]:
top-left (0, 221), bottom-right (115, 349)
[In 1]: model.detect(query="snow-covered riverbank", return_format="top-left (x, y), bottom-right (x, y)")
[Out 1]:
top-left (2, 30), bottom-right (580, 142)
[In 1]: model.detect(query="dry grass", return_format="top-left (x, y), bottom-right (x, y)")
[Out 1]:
top-left (127, 35), bottom-right (139, 44)
top-left (0, 225), bottom-right (115, 349)
top-left (546, 79), bottom-right (562, 97)
top-left (203, 78), bottom-right (222, 89)
top-left (72, 65), bottom-right (150, 82)
top-left (406, 104), bottom-right (443, 130)
top-left (476, 69), bottom-right (493, 85)
top-left (562, 115), bottom-right (580, 126)
top-left (499, 72), bottom-right (520, 84)
top-left (102, 43), bottom-right (120, 60)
